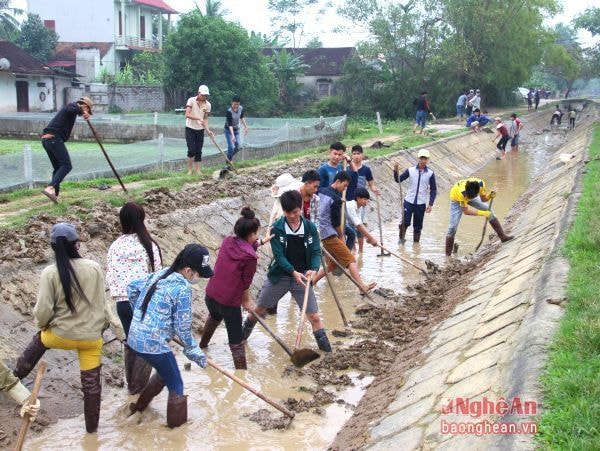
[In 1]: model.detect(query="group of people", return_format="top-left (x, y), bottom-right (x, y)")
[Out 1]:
top-left (456, 89), bottom-right (482, 121)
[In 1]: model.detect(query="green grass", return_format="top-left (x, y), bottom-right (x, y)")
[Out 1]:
top-left (536, 124), bottom-right (600, 449)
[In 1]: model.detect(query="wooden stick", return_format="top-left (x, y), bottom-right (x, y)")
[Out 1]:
top-left (320, 254), bottom-right (349, 326)
top-left (321, 247), bottom-right (375, 302)
top-left (85, 119), bottom-right (128, 193)
top-left (208, 133), bottom-right (239, 174)
top-left (375, 195), bottom-right (387, 256)
top-left (294, 275), bottom-right (312, 349)
top-left (475, 198), bottom-right (494, 252)
top-left (377, 243), bottom-right (429, 277)
top-left (171, 337), bottom-right (294, 419)
top-left (341, 158), bottom-right (347, 229)
top-left (14, 361), bottom-right (47, 451)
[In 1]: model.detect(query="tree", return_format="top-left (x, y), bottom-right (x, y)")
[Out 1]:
top-left (194, 0), bottom-right (229, 17)
top-left (15, 13), bottom-right (58, 62)
top-left (540, 24), bottom-right (583, 98)
top-left (249, 30), bottom-right (288, 48)
top-left (0, 0), bottom-right (22, 40)
top-left (268, 0), bottom-right (329, 48)
top-left (163, 12), bottom-right (278, 116)
top-left (130, 51), bottom-right (164, 85)
top-left (305, 36), bottom-right (323, 48)
top-left (269, 50), bottom-right (308, 106)
top-left (573, 7), bottom-right (600, 75)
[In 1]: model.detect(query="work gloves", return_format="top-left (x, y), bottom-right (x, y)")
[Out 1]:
top-left (489, 191), bottom-right (497, 199)
top-left (184, 346), bottom-right (207, 368)
top-left (476, 210), bottom-right (492, 219)
top-left (8, 382), bottom-right (41, 420)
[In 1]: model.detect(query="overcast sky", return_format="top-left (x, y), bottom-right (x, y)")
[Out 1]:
top-left (12, 0), bottom-right (600, 48)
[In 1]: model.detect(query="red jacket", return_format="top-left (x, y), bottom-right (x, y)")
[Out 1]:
top-left (205, 236), bottom-right (257, 307)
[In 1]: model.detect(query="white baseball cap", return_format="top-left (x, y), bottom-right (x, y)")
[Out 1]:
top-left (417, 149), bottom-right (430, 159)
top-left (270, 173), bottom-right (303, 198)
top-left (198, 85), bottom-right (210, 95)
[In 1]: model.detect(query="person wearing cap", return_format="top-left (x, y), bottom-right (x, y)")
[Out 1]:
top-left (185, 85), bottom-right (214, 175)
top-left (269, 173), bottom-right (304, 223)
top-left (468, 89), bottom-right (481, 113)
top-left (12, 222), bottom-right (110, 433)
top-left (312, 171), bottom-right (376, 293)
top-left (106, 202), bottom-right (163, 395)
top-left (509, 113), bottom-right (523, 152)
top-left (127, 243), bottom-right (213, 428)
top-left (393, 149), bottom-right (437, 243)
top-left (412, 91), bottom-right (434, 135)
top-left (492, 117), bottom-right (510, 159)
top-left (200, 207), bottom-right (273, 369)
top-left (224, 95), bottom-right (249, 165)
top-left (241, 190), bottom-right (332, 352)
top-left (445, 178), bottom-right (513, 256)
top-left (40, 97), bottom-right (93, 203)
top-left (466, 89), bottom-right (475, 116)
top-left (1, 360), bottom-right (41, 423)
top-left (465, 108), bottom-right (493, 132)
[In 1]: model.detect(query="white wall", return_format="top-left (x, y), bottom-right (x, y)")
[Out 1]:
top-left (0, 74), bottom-right (70, 112)
top-left (27, 0), bottom-right (114, 42)
top-left (0, 73), bottom-right (17, 112)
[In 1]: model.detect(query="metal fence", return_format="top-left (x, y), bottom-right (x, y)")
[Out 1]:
top-left (1, 115), bottom-right (346, 192)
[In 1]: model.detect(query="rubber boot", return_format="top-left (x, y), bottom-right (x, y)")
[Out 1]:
top-left (241, 317), bottom-right (257, 341)
top-left (166, 392), bottom-right (188, 428)
top-left (399, 224), bottom-right (407, 243)
top-left (123, 344), bottom-right (135, 390)
top-left (128, 354), bottom-right (153, 395)
top-left (413, 231), bottom-right (421, 243)
top-left (80, 366), bottom-right (102, 433)
top-left (489, 218), bottom-right (514, 242)
top-left (228, 343), bottom-right (247, 370)
top-left (313, 329), bottom-right (332, 352)
top-left (199, 315), bottom-right (221, 348)
top-left (13, 331), bottom-right (49, 379)
top-left (445, 235), bottom-right (455, 257)
top-left (129, 372), bottom-right (166, 414)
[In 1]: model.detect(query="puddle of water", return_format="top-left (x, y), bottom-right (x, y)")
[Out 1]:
top-left (25, 129), bottom-right (559, 450)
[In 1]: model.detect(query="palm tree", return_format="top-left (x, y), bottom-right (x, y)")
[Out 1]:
top-left (269, 50), bottom-right (309, 106)
top-left (0, 0), bottom-right (23, 40)
top-left (194, 0), bottom-right (229, 17)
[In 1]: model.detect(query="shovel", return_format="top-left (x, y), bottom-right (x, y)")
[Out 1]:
top-left (321, 247), bottom-right (375, 302)
top-left (293, 275), bottom-right (321, 366)
top-left (375, 195), bottom-right (390, 257)
top-left (208, 133), bottom-right (239, 174)
top-left (251, 312), bottom-right (320, 368)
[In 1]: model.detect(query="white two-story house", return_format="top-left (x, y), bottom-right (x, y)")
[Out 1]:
top-left (27, 0), bottom-right (178, 82)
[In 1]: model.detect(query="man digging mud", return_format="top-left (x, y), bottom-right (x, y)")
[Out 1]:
top-left (445, 178), bottom-right (513, 256)
top-left (241, 190), bottom-right (332, 352)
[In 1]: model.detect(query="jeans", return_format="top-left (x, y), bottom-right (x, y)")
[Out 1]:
top-left (204, 296), bottom-right (243, 344)
top-left (415, 110), bottom-right (427, 128)
top-left (42, 137), bottom-right (72, 196)
top-left (345, 224), bottom-right (357, 250)
top-left (447, 198), bottom-right (496, 237)
top-left (456, 105), bottom-right (465, 117)
top-left (137, 351), bottom-right (183, 395)
top-left (402, 201), bottom-right (426, 233)
top-left (116, 301), bottom-right (133, 338)
top-left (224, 127), bottom-right (240, 161)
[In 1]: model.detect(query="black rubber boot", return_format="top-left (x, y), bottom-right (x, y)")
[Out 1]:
top-left (80, 365), bottom-right (102, 433)
top-left (123, 344), bottom-right (135, 390)
top-left (489, 218), bottom-right (514, 242)
top-left (413, 231), bottom-right (421, 243)
top-left (199, 315), bottom-right (221, 348)
top-left (129, 372), bottom-right (166, 414)
top-left (229, 343), bottom-right (247, 370)
top-left (445, 235), bottom-right (455, 257)
top-left (399, 224), bottom-right (407, 243)
top-left (13, 331), bottom-right (49, 379)
top-left (166, 392), bottom-right (188, 428)
top-left (128, 354), bottom-right (153, 395)
top-left (241, 317), bottom-right (257, 341)
top-left (313, 329), bottom-right (332, 352)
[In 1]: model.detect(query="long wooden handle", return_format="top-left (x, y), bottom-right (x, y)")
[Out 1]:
top-left (295, 275), bottom-right (312, 349)
top-left (341, 159), bottom-right (347, 229)
top-left (377, 243), bottom-right (428, 276)
top-left (321, 247), bottom-right (374, 302)
top-left (171, 337), bottom-right (294, 419)
top-left (14, 361), bottom-right (47, 451)
top-left (320, 254), bottom-right (348, 326)
top-left (206, 358), bottom-right (295, 419)
top-left (85, 119), bottom-right (128, 193)
top-left (252, 312), bottom-right (294, 357)
top-left (375, 195), bottom-right (385, 254)
top-left (208, 133), bottom-right (239, 174)
top-left (475, 198), bottom-right (494, 252)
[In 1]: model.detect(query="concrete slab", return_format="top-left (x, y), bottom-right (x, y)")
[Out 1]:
top-left (488, 285), bottom-right (527, 308)
top-left (481, 293), bottom-right (530, 324)
top-left (365, 427), bottom-right (424, 451)
top-left (447, 345), bottom-right (504, 384)
top-left (403, 352), bottom-right (461, 387)
top-left (472, 304), bottom-right (528, 340)
top-left (428, 317), bottom-right (478, 349)
top-left (425, 328), bottom-right (474, 361)
top-left (451, 292), bottom-right (489, 316)
top-left (464, 323), bottom-right (519, 358)
top-left (389, 372), bottom-right (448, 409)
top-left (370, 396), bottom-right (436, 440)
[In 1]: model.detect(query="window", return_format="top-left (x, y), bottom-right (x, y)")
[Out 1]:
top-left (43, 20), bottom-right (55, 30)
top-left (140, 16), bottom-right (145, 39)
top-left (318, 83), bottom-right (331, 97)
top-left (118, 11), bottom-right (122, 36)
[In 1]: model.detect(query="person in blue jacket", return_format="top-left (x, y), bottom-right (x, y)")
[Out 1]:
top-left (127, 244), bottom-right (213, 428)
top-left (465, 109), bottom-right (492, 132)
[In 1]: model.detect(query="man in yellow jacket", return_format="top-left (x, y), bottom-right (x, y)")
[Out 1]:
top-left (446, 178), bottom-right (513, 256)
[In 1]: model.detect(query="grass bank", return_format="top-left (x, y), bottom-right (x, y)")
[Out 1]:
top-left (536, 124), bottom-right (600, 449)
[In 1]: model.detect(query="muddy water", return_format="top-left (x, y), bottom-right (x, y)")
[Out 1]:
top-left (26, 132), bottom-right (562, 450)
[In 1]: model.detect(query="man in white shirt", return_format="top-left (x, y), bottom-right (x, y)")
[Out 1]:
top-left (184, 85), bottom-right (214, 175)
top-left (346, 187), bottom-right (379, 253)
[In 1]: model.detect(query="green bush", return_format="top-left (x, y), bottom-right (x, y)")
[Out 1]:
top-left (307, 96), bottom-right (346, 116)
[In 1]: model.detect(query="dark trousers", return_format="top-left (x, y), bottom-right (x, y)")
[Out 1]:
top-left (204, 296), bottom-right (243, 344)
top-left (345, 224), bottom-right (357, 250)
top-left (185, 127), bottom-right (204, 161)
top-left (497, 136), bottom-right (509, 152)
top-left (402, 201), bottom-right (426, 233)
top-left (116, 301), bottom-right (133, 338)
top-left (42, 137), bottom-right (72, 196)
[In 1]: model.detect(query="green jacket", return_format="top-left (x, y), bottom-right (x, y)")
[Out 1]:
top-left (267, 216), bottom-right (321, 283)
